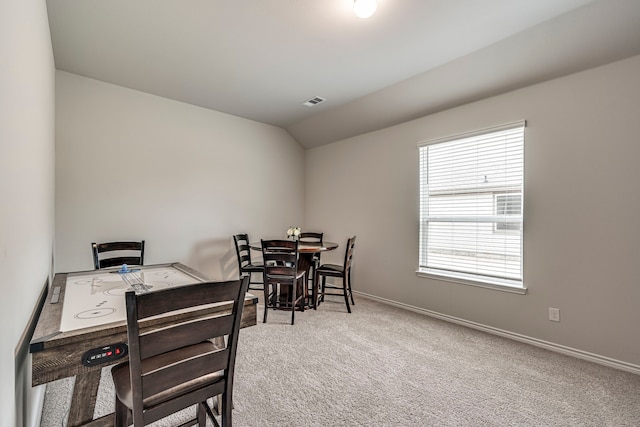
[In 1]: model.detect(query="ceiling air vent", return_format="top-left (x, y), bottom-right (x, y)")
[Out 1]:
top-left (303, 96), bottom-right (326, 107)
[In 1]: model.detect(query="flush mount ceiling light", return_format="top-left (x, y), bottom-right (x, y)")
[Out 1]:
top-left (353, 0), bottom-right (377, 19)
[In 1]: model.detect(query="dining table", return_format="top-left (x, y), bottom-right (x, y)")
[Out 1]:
top-left (250, 239), bottom-right (338, 308)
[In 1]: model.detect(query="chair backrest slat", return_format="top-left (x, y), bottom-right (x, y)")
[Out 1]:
top-left (139, 313), bottom-right (234, 360)
top-left (142, 348), bottom-right (230, 399)
top-left (298, 232), bottom-right (323, 243)
top-left (98, 256), bottom-right (144, 269)
top-left (135, 279), bottom-right (240, 320)
top-left (261, 239), bottom-right (297, 252)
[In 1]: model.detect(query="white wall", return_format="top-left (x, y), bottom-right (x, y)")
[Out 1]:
top-left (55, 71), bottom-right (304, 278)
top-left (0, 0), bottom-right (55, 426)
top-left (305, 55), bottom-right (640, 367)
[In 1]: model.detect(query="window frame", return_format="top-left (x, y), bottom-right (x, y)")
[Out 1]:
top-left (417, 121), bottom-right (527, 294)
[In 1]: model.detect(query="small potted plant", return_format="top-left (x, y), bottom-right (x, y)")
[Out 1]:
top-left (287, 226), bottom-right (301, 240)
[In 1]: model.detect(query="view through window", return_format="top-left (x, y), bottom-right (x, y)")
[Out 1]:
top-left (418, 121), bottom-right (525, 289)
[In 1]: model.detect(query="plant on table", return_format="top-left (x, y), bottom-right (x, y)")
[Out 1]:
top-left (287, 226), bottom-right (301, 240)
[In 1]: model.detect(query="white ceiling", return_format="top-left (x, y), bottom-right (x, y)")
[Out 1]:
top-left (46, 0), bottom-right (640, 148)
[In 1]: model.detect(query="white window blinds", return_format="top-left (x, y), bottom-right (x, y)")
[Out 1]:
top-left (418, 121), bottom-right (525, 288)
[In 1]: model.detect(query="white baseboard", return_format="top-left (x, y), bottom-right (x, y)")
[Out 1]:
top-left (29, 385), bottom-right (45, 427)
top-left (355, 291), bottom-right (640, 376)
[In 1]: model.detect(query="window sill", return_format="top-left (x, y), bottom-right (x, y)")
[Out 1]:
top-left (416, 269), bottom-right (527, 294)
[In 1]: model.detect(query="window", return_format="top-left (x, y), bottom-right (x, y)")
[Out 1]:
top-left (418, 121), bottom-right (525, 290)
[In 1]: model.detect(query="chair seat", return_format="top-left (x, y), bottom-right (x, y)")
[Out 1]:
top-left (316, 263), bottom-right (344, 276)
top-left (112, 341), bottom-right (223, 409)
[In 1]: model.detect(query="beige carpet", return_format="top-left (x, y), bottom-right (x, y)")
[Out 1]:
top-left (41, 295), bottom-right (640, 426)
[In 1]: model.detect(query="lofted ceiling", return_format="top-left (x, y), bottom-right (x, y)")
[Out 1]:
top-left (46, 0), bottom-right (640, 148)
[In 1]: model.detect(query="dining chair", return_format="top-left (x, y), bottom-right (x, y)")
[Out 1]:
top-left (91, 241), bottom-right (145, 270)
top-left (111, 276), bottom-right (250, 427)
top-left (233, 233), bottom-right (264, 290)
top-left (298, 232), bottom-right (323, 308)
top-left (261, 239), bottom-right (306, 325)
top-left (315, 236), bottom-right (356, 313)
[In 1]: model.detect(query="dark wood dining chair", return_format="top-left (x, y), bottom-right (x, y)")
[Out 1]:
top-left (261, 239), bottom-right (306, 325)
top-left (298, 232), bottom-right (323, 309)
top-left (233, 234), bottom-right (264, 290)
top-left (91, 240), bottom-right (145, 269)
top-left (111, 276), bottom-right (250, 427)
top-left (315, 236), bottom-right (356, 313)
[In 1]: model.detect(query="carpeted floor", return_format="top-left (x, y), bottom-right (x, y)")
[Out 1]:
top-left (41, 294), bottom-right (640, 426)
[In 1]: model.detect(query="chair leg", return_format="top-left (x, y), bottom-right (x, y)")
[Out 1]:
top-left (299, 277), bottom-right (305, 313)
top-left (209, 337), bottom-right (225, 417)
top-left (348, 270), bottom-right (355, 305)
top-left (291, 284), bottom-right (296, 325)
top-left (197, 401), bottom-right (206, 426)
top-left (221, 392), bottom-right (233, 427)
top-left (248, 271), bottom-right (254, 290)
top-left (203, 399), bottom-right (220, 427)
top-left (312, 271), bottom-right (317, 308)
top-left (114, 398), bottom-right (128, 427)
top-left (342, 275), bottom-right (352, 313)
top-left (321, 276), bottom-right (326, 302)
top-left (262, 282), bottom-right (269, 323)
top-left (312, 270), bottom-right (319, 309)
top-left (247, 271), bottom-right (258, 291)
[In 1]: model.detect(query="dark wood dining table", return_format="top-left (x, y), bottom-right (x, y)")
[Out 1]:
top-left (250, 239), bottom-right (338, 307)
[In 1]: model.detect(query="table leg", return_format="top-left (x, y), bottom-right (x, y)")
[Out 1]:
top-left (67, 369), bottom-right (102, 426)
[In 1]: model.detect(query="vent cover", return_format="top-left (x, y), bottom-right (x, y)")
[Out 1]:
top-left (303, 96), bottom-right (326, 107)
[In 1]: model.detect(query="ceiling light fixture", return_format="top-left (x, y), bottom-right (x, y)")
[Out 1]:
top-left (353, 0), bottom-right (377, 19)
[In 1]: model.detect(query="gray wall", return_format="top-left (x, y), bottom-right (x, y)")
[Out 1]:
top-left (305, 54), bottom-right (640, 368)
top-left (55, 71), bottom-right (305, 278)
top-left (0, 0), bottom-right (55, 426)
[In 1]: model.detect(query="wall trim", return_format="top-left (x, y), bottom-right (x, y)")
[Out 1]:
top-left (15, 279), bottom-right (48, 427)
top-left (354, 291), bottom-right (640, 376)
top-left (29, 386), bottom-right (45, 427)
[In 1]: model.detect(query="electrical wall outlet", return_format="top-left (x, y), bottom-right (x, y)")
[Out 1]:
top-left (548, 307), bottom-right (560, 322)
